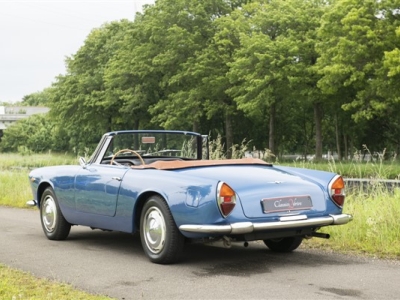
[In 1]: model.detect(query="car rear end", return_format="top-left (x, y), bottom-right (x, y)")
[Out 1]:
top-left (176, 164), bottom-right (352, 247)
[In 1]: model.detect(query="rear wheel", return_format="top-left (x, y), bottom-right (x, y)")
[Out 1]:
top-left (263, 237), bottom-right (303, 252)
top-left (140, 195), bottom-right (184, 264)
top-left (40, 187), bottom-right (71, 240)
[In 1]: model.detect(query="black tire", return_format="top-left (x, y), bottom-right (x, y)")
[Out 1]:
top-left (263, 237), bottom-right (303, 252)
top-left (40, 187), bottom-right (71, 240)
top-left (140, 195), bottom-right (185, 264)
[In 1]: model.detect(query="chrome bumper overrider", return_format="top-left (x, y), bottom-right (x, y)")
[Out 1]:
top-left (26, 200), bottom-right (38, 207)
top-left (179, 214), bottom-right (353, 235)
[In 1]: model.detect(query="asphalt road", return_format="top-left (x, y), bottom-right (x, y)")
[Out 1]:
top-left (1, 206), bottom-right (399, 300)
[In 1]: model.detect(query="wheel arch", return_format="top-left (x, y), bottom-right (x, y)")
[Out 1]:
top-left (133, 191), bottom-right (165, 230)
top-left (36, 182), bottom-right (53, 207)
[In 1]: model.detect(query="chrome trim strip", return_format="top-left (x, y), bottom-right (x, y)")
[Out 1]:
top-left (179, 224), bottom-right (232, 234)
top-left (253, 216), bottom-right (332, 231)
top-left (279, 215), bottom-right (308, 222)
top-left (179, 214), bottom-right (353, 234)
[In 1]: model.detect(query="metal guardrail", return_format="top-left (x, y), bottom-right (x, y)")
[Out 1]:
top-left (0, 115), bottom-right (26, 120)
top-left (344, 178), bottom-right (400, 192)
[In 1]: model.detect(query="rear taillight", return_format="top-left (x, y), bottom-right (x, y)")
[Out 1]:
top-left (329, 175), bottom-right (345, 207)
top-left (217, 182), bottom-right (236, 217)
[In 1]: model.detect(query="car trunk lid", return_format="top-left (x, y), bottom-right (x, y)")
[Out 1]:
top-left (175, 164), bottom-right (329, 219)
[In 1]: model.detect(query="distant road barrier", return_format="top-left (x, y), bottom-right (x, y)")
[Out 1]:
top-left (344, 178), bottom-right (400, 193)
top-left (0, 106), bottom-right (49, 130)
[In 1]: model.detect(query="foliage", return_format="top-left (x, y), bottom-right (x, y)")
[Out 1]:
top-left (226, 0), bottom-right (327, 157)
top-left (48, 21), bottom-right (133, 154)
top-left (316, 0), bottom-right (400, 155)
top-left (304, 187), bottom-right (400, 259)
top-left (0, 114), bottom-right (53, 153)
top-left (21, 88), bottom-right (52, 106)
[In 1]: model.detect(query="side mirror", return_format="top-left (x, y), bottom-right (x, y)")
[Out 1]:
top-left (79, 157), bottom-right (87, 168)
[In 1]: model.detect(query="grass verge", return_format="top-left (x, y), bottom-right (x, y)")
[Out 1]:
top-left (304, 185), bottom-right (400, 259)
top-left (0, 153), bottom-right (78, 208)
top-left (0, 264), bottom-right (113, 300)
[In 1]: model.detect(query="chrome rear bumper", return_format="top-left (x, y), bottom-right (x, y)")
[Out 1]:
top-left (179, 214), bottom-right (353, 235)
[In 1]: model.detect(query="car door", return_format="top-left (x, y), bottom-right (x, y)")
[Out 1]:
top-left (74, 164), bottom-right (129, 216)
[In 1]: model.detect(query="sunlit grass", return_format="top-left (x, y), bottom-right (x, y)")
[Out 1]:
top-left (0, 171), bottom-right (32, 208)
top-left (283, 159), bottom-right (400, 179)
top-left (304, 186), bottom-right (400, 259)
top-left (0, 152), bottom-right (77, 171)
top-left (282, 146), bottom-right (400, 179)
top-left (0, 264), bottom-right (113, 300)
top-left (0, 153), bottom-right (78, 208)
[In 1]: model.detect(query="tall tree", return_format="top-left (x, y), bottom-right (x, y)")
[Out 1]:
top-left (142, 0), bottom-right (251, 156)
top-left (317, 0), bottom-right (400, 153)
top-left (227, 0), bottom-right (326, 158)
top-left (21, 89), bottom-right (52, 106)
top-left (49, 21), bottom-right (130, 152)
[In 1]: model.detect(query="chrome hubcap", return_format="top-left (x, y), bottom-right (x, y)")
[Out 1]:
top-left (42, 196), bottom-right (57, 233)
top-left (143, 207), bottom-right (166, 254)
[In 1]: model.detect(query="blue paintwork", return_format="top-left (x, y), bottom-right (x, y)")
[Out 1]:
top-left (28, 130), bottom-right (347, 239)
top-left (29, 163), bottom-right (342, 236)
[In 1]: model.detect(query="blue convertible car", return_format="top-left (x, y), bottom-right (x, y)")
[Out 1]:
top-left (28, 130), bottom-right (352, 264)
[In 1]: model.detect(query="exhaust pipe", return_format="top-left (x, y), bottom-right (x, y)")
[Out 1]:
top-left (308, 232), bottom-right (330, 239)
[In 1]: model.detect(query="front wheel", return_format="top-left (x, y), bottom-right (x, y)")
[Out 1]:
top-left (140, 195), bottom-right (184, 264)
top-left (263, 237), bottom-right (303, 252)
top-left (40, 187), bottom-right (71, 240)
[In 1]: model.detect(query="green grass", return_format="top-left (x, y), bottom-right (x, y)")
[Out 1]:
top-left (283, 159), bottom-right (400, 179)
top-left (0, 153), bottom-right (78, 208)
top-left (286, 156), bottom-right (400, 258)
top-left (0, 171), bottom-right (34, 208)
top-left (281, 146), bottom-right (400, 179)
top-left (0, 153), bottom-right (78, 171)
top-left (0, 264), bottom-right (113, 300)
top-left (304, 186), bottom-right (400, 259)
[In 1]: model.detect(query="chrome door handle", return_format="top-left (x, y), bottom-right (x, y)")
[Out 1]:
top-left (112, 177), bottom-right (122, 181)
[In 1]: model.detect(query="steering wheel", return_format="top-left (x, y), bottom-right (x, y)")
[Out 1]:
top-left (110, 149), bottom-right (145, 166)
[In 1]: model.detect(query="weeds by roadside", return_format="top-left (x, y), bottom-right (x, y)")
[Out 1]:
top-left (0, 264), bottom-right (113, 300)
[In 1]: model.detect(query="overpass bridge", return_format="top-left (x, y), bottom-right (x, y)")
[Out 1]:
top-left (0, 106), bottom-right (49, 137)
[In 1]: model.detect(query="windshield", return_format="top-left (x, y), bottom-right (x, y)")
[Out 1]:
top-left (105, 131), bottom-right (201, 160)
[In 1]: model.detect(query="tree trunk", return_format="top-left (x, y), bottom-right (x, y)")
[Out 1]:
top-left (192, 120), bottom-right (199, 133)
top-left (335, 113), bottom-right (342, 160)
top-left (269, 102), bottom-right (276, 155)
top-left (314, 102), bottom-right (323, 161)
top-left (134, 118), bottom-right (140, 130)
top-left (343, 134), bottom-right (348, 161)
top-left (225, 110), bottom-right (233, 159)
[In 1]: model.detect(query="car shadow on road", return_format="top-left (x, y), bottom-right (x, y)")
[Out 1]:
top-left (181, 241), bottom-right (362, 277)
top-left (65, 227), bottom-right (363, 277)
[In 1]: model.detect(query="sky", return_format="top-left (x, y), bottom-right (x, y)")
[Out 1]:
top-left (0, 0), bottom-right (155, 103)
